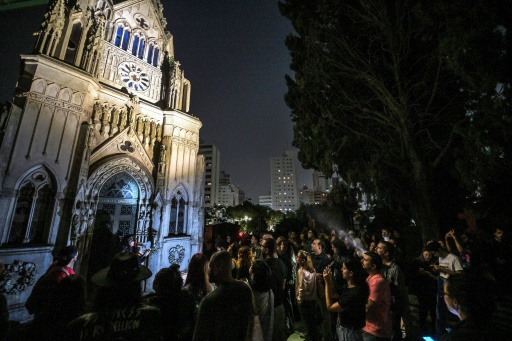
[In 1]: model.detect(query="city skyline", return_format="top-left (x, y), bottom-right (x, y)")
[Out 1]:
top-left (0, 1), bottom-right (314, 201)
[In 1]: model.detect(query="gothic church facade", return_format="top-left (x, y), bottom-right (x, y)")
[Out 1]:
top-left (0, 0), bottom-right (204, 320)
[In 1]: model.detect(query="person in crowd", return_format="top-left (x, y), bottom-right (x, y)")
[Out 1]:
top-left (251, 234), bottom-right (263, 259)
top-left (184, 253), bottom-right (212, 307)
top-left (348, 230), bottom-right (363, 250)
top-left (262, 237), bottom-right (288, 341)
top-left (237, 245), bottom-right (253, 281)
top-left (381, 228), bottom-right (392, 242)
top-left (487, 227), bottom-right (512, 296)
top-left (331, 239), bottom-right (348, 294)
top-left (425, 240), bottom-right (463, 340)
top-left (391, 229), bottom-right (406, 263)
top-left (66, 252), bottom-right (161, 340)
top-left (409, 248), bottom-right (438, 335)
top-left (192, 250), bottom-right (253, 340)
top-left (40, 274), bottom-right (86, 340)
top-left (375, 241), bottom-right (412, 341)
top-left (145, 265), bottom-right (197, 340)
top-left (215, 237), bottom-right (227, 252)
top-left (120, 235), bottom-right (150, 263)
top-left (361, 251), bottom-right (392, 341)
top-left (440, 271), bottom-right (509, 341)
top-left (0, 260), bottom-right (9, 341)
top-left (324, 257), bottom-right (369, 341)
top-left (311, 238), bottom-right (332, 341)
top-left (296, 250), bottom-right (321, 341)
top-left (227, 241), bottom-right (240, 277)
top-left (289, 231), bottom-right (299, 250)
top-left (305, 229), bottom-right (318, 253)
top-left (120, 235), bottom-right (136, 253)
top-left (445, 229), bottom-right (474, 270)
top-left (28, 245), bottom-right (78, 335)
top-left (300, 231), bottom-right (308, 249)
top-left (250, 259), bottom-right (275, 341)
top-left (277, 237), bottom-right (297, 336)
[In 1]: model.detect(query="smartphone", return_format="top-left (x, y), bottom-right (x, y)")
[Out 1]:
top-left (422, 337), bottom-right (435, 341)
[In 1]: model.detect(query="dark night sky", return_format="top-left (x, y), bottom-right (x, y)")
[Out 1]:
top-left (0, 1), bottom-right (313, 201)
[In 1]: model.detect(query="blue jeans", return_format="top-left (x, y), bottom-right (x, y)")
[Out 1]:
top-left (336, 323), bottom-right (363, 341)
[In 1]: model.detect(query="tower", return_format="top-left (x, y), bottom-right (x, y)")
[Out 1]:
top-left (270, 150), bottom-right (299, 212)
top-left (198, 144), bottom-right (220, 207)
top-left (0, 0), bottom-right (204, 321)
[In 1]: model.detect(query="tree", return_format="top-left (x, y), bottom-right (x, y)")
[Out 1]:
top-left (279, 0), bottom-right (512, 243)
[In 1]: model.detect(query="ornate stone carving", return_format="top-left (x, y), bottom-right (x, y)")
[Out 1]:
top-left (0, 261), bottom-right (37, 295)
top-left (24, 92), bottom-right (89, 116)
top-left (168, 244), bottom-right (185, 265)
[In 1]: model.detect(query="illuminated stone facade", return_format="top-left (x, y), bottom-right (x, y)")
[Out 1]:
top-left (0, 0), bottom-right (204, 321)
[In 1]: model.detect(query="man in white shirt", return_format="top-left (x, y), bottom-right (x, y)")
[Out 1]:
top-left (425, 241), bottom-right (463, 340)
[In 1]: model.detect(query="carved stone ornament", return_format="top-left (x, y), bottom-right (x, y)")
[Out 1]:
top-left (90, 127), bottom-right (154, 172)
top-left (168, 244), bottom-right (185, 265)
top-left (87, 157), bottom-right (153, 201)
top-left (24, 92), bottom-right (90, 116)
top-left (0, 261), bottom-right (37, 295)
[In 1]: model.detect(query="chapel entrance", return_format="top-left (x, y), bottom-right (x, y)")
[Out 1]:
top-left (87, 172), bottom-right (140, 280)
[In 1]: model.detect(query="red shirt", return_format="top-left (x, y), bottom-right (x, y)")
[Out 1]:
top-left (363, 272), bottom-right (392, 338)
top-left (45, 261), bottom-right (75, 288)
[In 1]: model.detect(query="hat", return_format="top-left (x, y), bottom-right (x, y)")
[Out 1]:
top-left (92, 252), bottom-right (152, 287)
top-left (425, 241), bottom-right (440, 252)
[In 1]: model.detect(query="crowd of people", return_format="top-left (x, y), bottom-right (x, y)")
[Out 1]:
top-left (1, 224), bottom-right (511, 341)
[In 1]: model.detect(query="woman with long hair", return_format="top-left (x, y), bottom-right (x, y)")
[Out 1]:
top-left (183, 253), bottom-right (212, 306)
top-left (296, 250), bottom-right (321, 341)
top-left (277, 236), bottom-right (297, 335)
top-left (236, 246), bottom-right (253, 281)
top-left (250, 259), bottom-right (275, 341)
top-left (323, 257), bottom-right (369, 341)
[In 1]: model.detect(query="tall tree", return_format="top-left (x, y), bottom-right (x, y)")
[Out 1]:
top-left (279, 0), bottom-right (512, 242)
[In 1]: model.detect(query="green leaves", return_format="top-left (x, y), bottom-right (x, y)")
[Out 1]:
top-left (280, 0), bottom-right (512, 240)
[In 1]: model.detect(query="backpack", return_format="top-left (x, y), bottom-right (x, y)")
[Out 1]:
top-left (25, 266), bottom-right (70, 315)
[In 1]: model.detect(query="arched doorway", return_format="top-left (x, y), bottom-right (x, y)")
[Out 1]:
top-left (87, 172), bottom-right (139, 280)
top-left (97, 172), bottom-right (139, 237)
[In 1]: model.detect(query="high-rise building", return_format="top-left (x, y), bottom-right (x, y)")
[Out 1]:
top-left (270, 150), bottom-right (299, 212)
top-left (198, 144), bottom-right (220, 207)
top-left (259, 194), bottom-right (272, 209)
top-left (0, 0), bottom-right (204, 321)
top-left (313, 170), bottom-right (334, 192)
top-left (219, 170), bottom-right (231, 186)
top-left (218, 183), bottom-right (239, 207)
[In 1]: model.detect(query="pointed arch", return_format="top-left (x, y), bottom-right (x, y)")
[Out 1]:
top-left (5, 165), bottom-right (58, 245)
top-left (58, 88), bottom-right (73, 102)
top-left (45, 83), bottom-right (60, 98)
top-left (168, 185), bottom-right (189, 236)
top-left (64, 21), bottom-right (83, 64)
top-left (31, 79), bottom-right (47, 94)
top-left (152, 46), bottom-right (159, 67)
